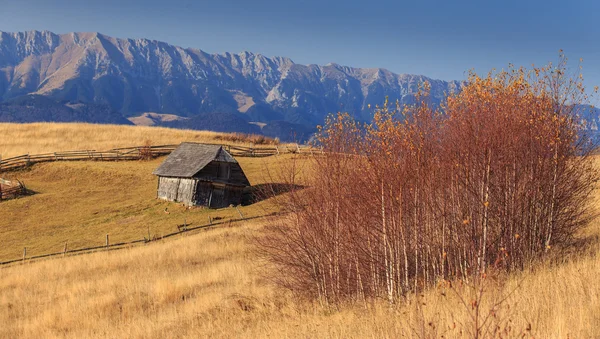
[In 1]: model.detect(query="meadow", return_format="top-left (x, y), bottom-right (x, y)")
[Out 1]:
top-left (0, 123), bottom-right (598, 338)
top-left (0, 211), bottom-right (598, 338)
top-left (0, 151), bottom-right (304, 262)
top-left (0, 122), bottom-right (278, 159)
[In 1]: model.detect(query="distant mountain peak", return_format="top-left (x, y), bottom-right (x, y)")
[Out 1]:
top-left (0, 30), bottom-right (463, 140)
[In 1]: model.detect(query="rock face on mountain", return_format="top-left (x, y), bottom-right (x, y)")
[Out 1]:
top-left (0, 30), bottom-right (462, 140)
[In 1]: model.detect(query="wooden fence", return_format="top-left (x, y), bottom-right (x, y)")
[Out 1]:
top-left (0, 141), bottom-right (316, 264)
top-left (0, 212), bottom-right (276, 267)
top-left (0, 178), bottom-right (27, 201)
top-left (0, 143), bottom-right (319, 173)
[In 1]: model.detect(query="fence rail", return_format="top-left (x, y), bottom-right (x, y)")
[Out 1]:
top-left (0, 143), bottom-right (319, 173)
top-left (0, 141), bottom-right (317, 263)
top-left (0, 213), bottom-right (276, 267)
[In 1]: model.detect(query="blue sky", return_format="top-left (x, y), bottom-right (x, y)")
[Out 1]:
top-left (1, 0), bottom-right (599, 92)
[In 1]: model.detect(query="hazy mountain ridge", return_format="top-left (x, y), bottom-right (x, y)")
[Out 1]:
top-left (0, 94), bottom-right (132, 125)
top-left (0, 30), bottom-right (462, 138)
top-left (6, 30), bottom-right (597, 143)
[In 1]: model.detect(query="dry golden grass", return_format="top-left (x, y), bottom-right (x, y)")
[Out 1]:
top-left (0, 122), bottom-right (279, 159)
top-left (0, 153), bottom-right (307, 261)
top-left (0, 124), bottom-right (598, 337)
top-left (0, 217), bottom-right (598, 338)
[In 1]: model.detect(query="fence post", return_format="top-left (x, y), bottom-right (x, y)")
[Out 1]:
top-left (17, 180), bottom-right (26, 196)
top-left (147, 226), bottom-right (151, 241)
top-left (106, 234), bottom-right (109, 249)
top-left (235, 206), bottom-right (244, 219)
top-left (22, 247), bottom-right (26, 262)
top-left (63, 242), bottom-right (68, 257)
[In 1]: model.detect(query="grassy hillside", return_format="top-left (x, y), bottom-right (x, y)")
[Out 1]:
top-left (0, 122), bottom-right (279, 159)
top-left (0, 153), bottom-right (308, 262)
top-left (0, 213), bottom-right (598, 338)
top-left (0, 123), bottom-right (598, 337)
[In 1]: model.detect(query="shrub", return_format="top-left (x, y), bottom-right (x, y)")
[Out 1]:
top-left (139, 139), bottom-right (154, 160)
top-left (214, 133), bottom-right (279, 145)
top-left (259, 56), bottom-right (599, 304)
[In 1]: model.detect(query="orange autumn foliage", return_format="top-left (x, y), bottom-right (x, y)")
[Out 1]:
top-left (259, 55), bottom-right (598, 306)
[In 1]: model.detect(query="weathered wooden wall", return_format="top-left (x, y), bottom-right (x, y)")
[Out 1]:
top-left (157, 177), bottom-right (245, 208)
top-left (177, 178), bottom-right (196, 204)
top-left (195, 161), bottom-right (249, 186)
top-left (157, 177), bottom-right (197, 205)
top-left (222, 186), bottom-right (244, 208)
top-left (194, 181), bottom-right (213, 206)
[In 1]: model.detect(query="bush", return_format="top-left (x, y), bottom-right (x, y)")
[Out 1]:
top-left (213, 133), bottom-right (279, 145)
top-left (259, 56), bottom-right (599, 304)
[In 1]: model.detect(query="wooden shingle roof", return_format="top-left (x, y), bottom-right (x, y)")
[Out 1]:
top-left (152, 143), bottom-right (238, 178)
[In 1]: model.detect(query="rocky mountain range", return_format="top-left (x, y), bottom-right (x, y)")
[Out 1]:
top-left (0, 30), bottom-right (467, 141)
top-left (8, 30), bottom-right (599, 144)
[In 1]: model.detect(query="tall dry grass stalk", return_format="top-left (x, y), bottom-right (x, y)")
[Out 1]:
top-left (259, 56), bottom-right (599, 309)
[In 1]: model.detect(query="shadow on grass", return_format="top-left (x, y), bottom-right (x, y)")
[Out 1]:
top-left (0, 181), bottom-right (37, 202)
top-left (242, 183), bottom-right (306, 205)
top-left (562, 231), bottom-right (600, 260)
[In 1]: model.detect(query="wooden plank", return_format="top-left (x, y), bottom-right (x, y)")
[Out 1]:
top-left (228, 145), bottom-right (254, 152)
top-left (110, 144), bottom-right (177, 151)
top-left (0, 154), bottom-right (29, 163)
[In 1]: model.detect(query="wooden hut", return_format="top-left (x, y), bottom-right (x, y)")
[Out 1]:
top-left (152, 143), bottom-right (250, 208)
